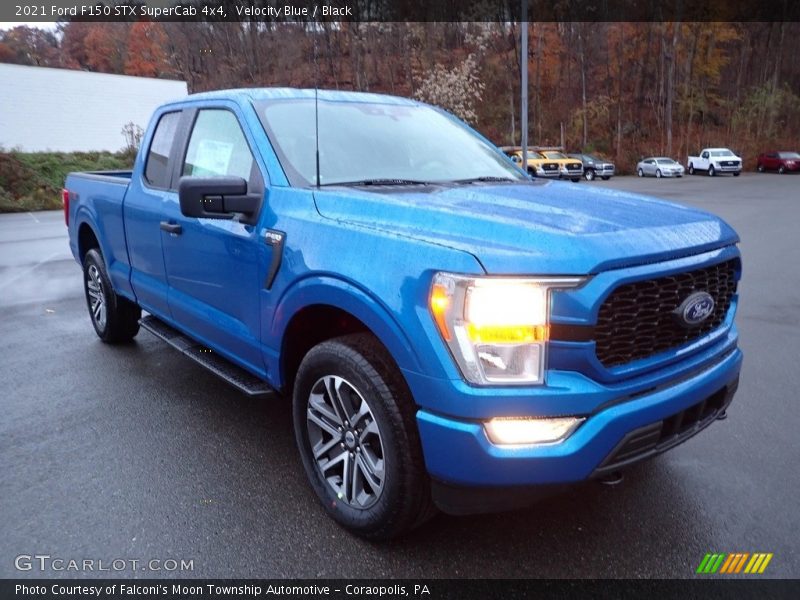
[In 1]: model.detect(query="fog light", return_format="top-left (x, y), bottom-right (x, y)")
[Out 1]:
top-left (484, 416), bottom-right (583, 446)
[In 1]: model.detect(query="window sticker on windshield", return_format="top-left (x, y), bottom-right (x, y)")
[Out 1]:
top-left (192, 140), bottom-right (234, 176)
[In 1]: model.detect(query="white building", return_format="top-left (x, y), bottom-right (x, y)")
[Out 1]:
top-left (0, 63), bottom-right (188, 152)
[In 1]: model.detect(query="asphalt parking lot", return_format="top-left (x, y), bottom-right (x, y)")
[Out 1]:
top-left (1, 173), bottom-right (798, 579)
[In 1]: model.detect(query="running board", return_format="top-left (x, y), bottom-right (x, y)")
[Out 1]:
top-left (139, 315), bottom-right (275, 397)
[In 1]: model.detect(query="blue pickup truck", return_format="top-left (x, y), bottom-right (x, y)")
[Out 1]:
top-left (65, 88), bottom-right (742, 539)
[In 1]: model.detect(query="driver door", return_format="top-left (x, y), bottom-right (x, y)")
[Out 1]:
top-left (160, 106), bottom-right (266, 376)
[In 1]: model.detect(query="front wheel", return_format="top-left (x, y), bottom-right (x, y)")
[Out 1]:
top-left (584, 169), bottom-right (595, 181)
top-left (688, 163), bottom-right (695, 175)
top-left (293, 333), bottom-right (435, 540)
top-left (656, 169), bottom-right (662, 178)
top-left (708, 165), bottom-right (716, 176)
top-left (83, 248), bottom-right (140, 343)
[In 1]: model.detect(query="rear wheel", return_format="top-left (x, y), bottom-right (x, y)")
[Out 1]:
top-left (733, 172), bottom-right (740, 177)
top-left (637, 168), bottom-right (644, 177)
top-left (757, 163), bottom-right (765, 173)
top-left (601, 176), bottom-right (610, 180)
top-left (293, 333), bottom-right (435, 540)
top-left (83, 249), bottom-right (140, 343)
top-left (570, 177), bottom-right (580, 182)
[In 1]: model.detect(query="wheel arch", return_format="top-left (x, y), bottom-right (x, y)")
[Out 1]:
top-left (272, 277), bottom-right (425, 393)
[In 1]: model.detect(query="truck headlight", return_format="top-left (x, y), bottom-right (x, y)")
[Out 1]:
top-left (429, 273), bottom-right (584, 385)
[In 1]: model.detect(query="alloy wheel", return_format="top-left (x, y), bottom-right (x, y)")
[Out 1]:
top-left (86, 264), bottom-right (107, 330)
top-left (306, 375), bottom-right (385, 509)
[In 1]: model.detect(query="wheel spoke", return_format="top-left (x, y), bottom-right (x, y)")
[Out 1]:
top-left (339, 452), bottom-right (352, 502)
top-left (356, 452), bottom-right (384, 493)
top-left (307, 406), bottom-right (341, 438)
top-left (312, 435), bottom-right (340, 460)
top-left (359, 418), bottom-right (379, 443)
top-left (309, 390), bottom-right (342, 427)
top-left (325, 376), bottom-right (356, 424)
top-left (319, 448), bottom-right (346, 474)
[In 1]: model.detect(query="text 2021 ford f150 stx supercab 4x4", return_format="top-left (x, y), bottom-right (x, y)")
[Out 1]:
top-left (65, 88), bottom-right (742, 539)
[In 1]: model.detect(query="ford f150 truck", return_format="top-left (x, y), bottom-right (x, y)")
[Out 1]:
top-left (687, 148), bottom-right (742, 176)
top-left (65, 88), bottom-right (742, 540)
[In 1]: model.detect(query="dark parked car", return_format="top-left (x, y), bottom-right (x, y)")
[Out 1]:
top-left (567, 153), bottom-right (615, 181)
top-left (757, 151), bottom-right (800, 174)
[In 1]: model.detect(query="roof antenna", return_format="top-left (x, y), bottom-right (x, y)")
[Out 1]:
top-left (313, 23), bottom-right (321, 188)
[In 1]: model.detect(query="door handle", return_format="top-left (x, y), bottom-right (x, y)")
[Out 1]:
top-left (160, 221), bottom-right (182, 235)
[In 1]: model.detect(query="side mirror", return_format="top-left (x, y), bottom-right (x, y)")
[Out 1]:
top-left (178, 176), bottom-right (260, 224)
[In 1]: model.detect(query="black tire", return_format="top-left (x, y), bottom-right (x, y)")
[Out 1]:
top-left (757, 163), bottom-right (765, 173)
top-left (779, 165), bottom-right (785, 174)
top-left (570, 177), bottom-right (580, 182)
top-left (293, 333), bottom-right (436, 540)
top-left (637, 168), bottom-right (644, 177)
top-left (83, 248), bottom-right (141, 343)
top-left (708, 165), bottom-right (715, 176)
top-left (584, 169), bottom-right (595, 181)
top-left (688, 163), bottom-right (695, 175)
top-left (733, 172), bottom-right (740, 177)
top-left (601, 176), bottom-right (610, 180)
top-left (527, 167), bottom-right (536, 177)
top-left (656, 169), bottom-right (662, 178)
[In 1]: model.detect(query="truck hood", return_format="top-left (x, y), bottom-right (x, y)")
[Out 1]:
top-left (312, 180), bottom-right (739, 274)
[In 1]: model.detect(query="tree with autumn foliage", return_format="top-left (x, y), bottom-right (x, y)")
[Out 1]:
top-left (2, 20), bottom-right (800, 172)
top-left (124, 22), bottom-right (169, 78)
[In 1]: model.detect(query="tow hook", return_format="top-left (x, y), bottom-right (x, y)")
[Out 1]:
top-left (598, 471), bottom-right (624, 486)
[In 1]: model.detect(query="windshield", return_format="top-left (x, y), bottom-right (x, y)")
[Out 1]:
top-left (256, 99), bottom-right (525, 186)
top-left (779, 152), bottom-right (800, 159)
top-left (542, 151), bottom-right (568, 160)
top-left (710, 150), bottom-right (735, 157)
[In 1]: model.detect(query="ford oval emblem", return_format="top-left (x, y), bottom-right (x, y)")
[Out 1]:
top-left (676, 291), bottom-right (715, 327)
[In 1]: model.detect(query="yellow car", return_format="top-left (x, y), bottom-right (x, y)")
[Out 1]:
top-left (537, 149), bottom-right (584, 182)
top-left (501, 147), bottom-right (561, 178)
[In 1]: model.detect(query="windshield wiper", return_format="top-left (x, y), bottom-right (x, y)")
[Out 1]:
top-left (320, 178), bottom-right (432, 187)
top-left (451, 176), bottom-right (518, 184)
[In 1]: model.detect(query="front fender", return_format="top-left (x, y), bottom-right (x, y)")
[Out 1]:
top-left (264, 275), bottom-right (425, 389)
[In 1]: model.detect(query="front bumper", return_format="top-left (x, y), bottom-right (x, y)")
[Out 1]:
top-left (560, 167), bottom-right (584, 179)
top-left (412, 343), bottom-right (741, 505)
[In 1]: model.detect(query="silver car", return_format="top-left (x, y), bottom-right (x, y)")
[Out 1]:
top-left (637, 157), bottom-right (685, 178)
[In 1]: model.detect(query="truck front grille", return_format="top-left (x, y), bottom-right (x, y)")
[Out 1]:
top-left (594, 259), bottom-right (738, 368)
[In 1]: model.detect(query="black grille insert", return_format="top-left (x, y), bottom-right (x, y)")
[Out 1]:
top-left (592, 383), bottom-right (735, 477)
top-left (594, 260), bottom-right (737, 368)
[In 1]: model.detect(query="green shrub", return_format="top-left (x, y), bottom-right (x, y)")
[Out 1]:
top-left (0, 151), bottom-right (133, 213)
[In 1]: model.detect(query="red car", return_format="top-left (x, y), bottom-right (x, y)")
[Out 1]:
top-left (757, 151), bottom-right (800, 174)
